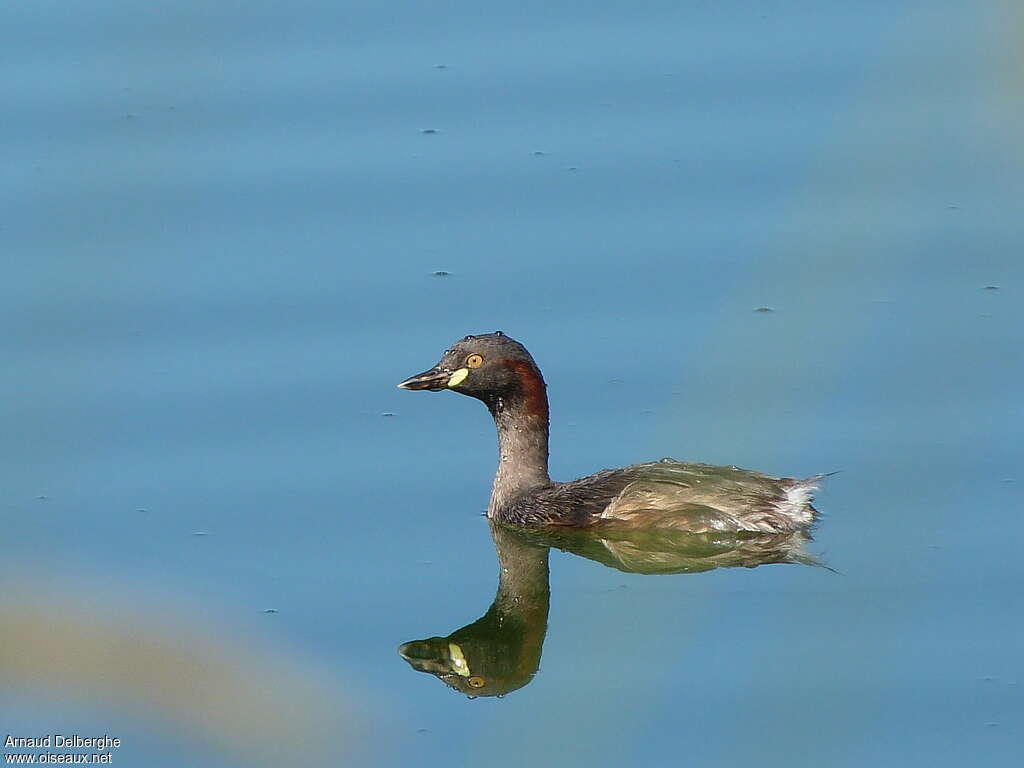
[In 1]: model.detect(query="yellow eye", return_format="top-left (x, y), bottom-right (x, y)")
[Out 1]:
top-left (466, 354), bottom-right (484, 368)
top-left (467, 676), bottom-right (486, 688)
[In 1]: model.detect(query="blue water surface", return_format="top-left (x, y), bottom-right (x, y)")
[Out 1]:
top-left (2, 1), bottom-right (1021, 766)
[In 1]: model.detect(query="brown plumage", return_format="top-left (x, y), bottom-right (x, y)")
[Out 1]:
top-left (398, 332), bottom-right (823, 533)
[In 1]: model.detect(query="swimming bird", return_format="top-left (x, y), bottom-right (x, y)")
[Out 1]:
top-left (398, 332), bottom-right (822, 533)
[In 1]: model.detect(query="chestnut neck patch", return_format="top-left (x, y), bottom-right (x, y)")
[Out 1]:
top-left (503, 359), bottom-right (549, 424)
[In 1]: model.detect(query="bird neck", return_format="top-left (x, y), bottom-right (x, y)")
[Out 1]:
top-left (485, 381), bottom-right (551, 516)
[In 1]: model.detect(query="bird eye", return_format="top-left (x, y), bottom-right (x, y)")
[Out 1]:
top-left (466, 354), bottom-right (484, 368)
top-left (467, 676), bottom-right (486, 688)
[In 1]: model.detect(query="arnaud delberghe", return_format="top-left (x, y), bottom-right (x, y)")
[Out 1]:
top-left (4, 735), bottom-right (121, 751)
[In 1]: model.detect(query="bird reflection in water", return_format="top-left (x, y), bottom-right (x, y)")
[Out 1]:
top-left (398, 519), bottom-right (824, 698)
